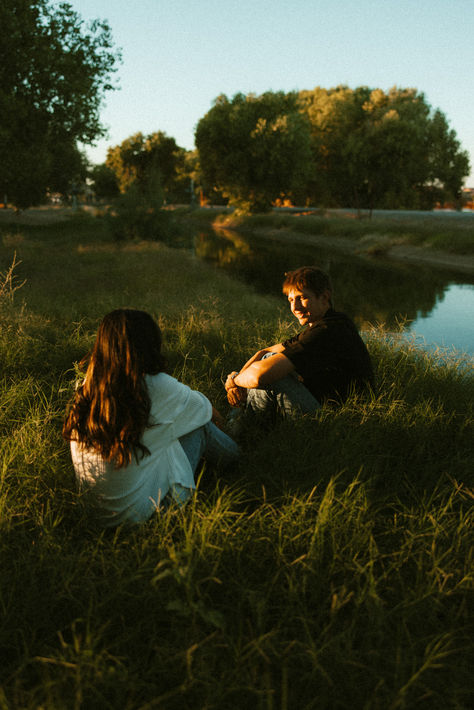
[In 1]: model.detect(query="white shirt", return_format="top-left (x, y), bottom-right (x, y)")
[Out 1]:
top-left (70, 373), bottom-right (212, 526)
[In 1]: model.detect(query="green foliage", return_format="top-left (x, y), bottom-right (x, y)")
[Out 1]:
top-left (106, 131), bottom-right (192, 204)
top-left (195, 87), bottom-right (470, 212)
top-left (298, 85), bottom-right (470, 210)
top-left (90, 163), bottom-right (120, 201)
top-left (102, 132), bottom-right (177, 239)
top-left (106, 178), bottom-right (172, 241)
top-left (195, 92), bottom-right (313, 213)
top-left (103, 131), bottom-right (196, 238)
top-left (0, 0), bottom-right (120, 209)
top-left (426, 109), bottom-right (471, 203)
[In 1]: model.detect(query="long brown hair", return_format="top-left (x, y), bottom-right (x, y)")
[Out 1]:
top-left (63, 309), bottom-right (166, 468)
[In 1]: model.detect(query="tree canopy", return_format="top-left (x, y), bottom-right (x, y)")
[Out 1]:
top-left (0, 0), bottom-right (120, 209)
top-left (105, 131), bottom-right (191, 204)
top-left (195, 92), bottom-right (312, 212)
top-left (299, 85), bottom-right (470, 210)
top-left (101, 131), bottom-right (194, 240)
top-left (195, 87), bottom-right (470, 212)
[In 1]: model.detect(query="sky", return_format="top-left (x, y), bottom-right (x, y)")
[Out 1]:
top-left (64, 0), bottom-right (474, 185)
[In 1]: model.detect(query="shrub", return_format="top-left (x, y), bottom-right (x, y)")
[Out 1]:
top-left (107, 178), bottom-right (172, 241)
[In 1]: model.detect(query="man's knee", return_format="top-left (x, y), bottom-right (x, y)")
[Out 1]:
top-left (251, 378), bottom-right (320, 416)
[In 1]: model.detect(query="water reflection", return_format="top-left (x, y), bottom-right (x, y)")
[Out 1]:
top-left (191, 227), bottom-right (474, 356)
top-left (408, 284), bottom-right (474, 355)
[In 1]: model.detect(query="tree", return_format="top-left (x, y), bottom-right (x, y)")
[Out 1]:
top-left (0, 0), bottom-right (120, 209)
top-left (423, 109), bottom-right (470, 208)
top-left (90, 164), bottom-right (120, 202)
top-left (299, 86), bottom-right (470, 210)
top-left (106, 131), bottom-right (187, 203)
top-left (195, 91), bottom-right (312, 212)
top-left (104, 131), bottom-right (191, 241)
top-left (107, 169), bottom-right (170, 242)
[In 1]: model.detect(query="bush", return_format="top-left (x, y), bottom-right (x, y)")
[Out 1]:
top-left (107, 179), bottom-right (172, 241)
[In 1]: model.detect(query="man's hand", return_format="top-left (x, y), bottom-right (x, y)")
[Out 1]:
top-left (225, 371), bottom-right (238, 389)
top-left (226, 386), bottom-right (247, 407)
top-left (225, 371), bottom-right (247, 408)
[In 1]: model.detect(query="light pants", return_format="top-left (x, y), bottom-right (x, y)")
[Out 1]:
top-left (246, 374), bottom-right (321, 418)
top-left (247, 352), bottom-right (320, 418)
top-left (170, 422), bottom-right (240, 504)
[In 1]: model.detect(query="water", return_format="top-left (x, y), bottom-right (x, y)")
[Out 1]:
top-left (185, 227), bottom-right (474, 358)
top-left (406, 284), bottom-right (474, 356)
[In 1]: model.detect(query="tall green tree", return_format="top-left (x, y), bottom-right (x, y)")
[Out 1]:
top-left (424, 109), bottom-right (470, 207)
top-left (299, 86), bottom-right (470, 210)
top-left (90, 164), bottom-right (120, 202)
top-left (106, 131), bottom-right (188, 203)
top-left (0, 0), bottom-right (120, 209)
top-left (104, 131), bottom-right (192, 240)
top-left (195, 91), bottom-right (312, 212)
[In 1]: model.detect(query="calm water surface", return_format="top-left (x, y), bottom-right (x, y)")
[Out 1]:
top-left (407, 284), bottom-right (474, 356)
top-left (182, 227), bottom-right (474, 358)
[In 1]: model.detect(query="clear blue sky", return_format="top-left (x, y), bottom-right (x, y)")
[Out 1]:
top-left (65, 0), bottom-right (474, 185)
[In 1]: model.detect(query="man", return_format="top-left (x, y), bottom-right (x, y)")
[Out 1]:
top-left (224, 266), bottom-right (373, 420)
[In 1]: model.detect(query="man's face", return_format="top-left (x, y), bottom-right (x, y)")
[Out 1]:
top-left (287, 287), bottom-right (331, 327)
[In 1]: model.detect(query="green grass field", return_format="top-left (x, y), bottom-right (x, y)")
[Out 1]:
top-left (0, 213), bottom-right (473, 709)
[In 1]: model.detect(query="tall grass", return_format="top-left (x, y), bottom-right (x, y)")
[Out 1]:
top-left (206, 209), bottom-right (474, 255)
top-left (0, 214), bottom-right (472, 708)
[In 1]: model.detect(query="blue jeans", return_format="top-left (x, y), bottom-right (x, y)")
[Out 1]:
top-left (246, 373), bottom-right (321, 417)
top-left (179, 421), bottom-right (240, 470)
top-left (246, 352), bottom-right (320, 418)
top-left (171, 422), bottom-right (240, 504)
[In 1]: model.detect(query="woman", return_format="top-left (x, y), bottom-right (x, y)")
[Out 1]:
top-left (63, 309), bottom-right (239, 526)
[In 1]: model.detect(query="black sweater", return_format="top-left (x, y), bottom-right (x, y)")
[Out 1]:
top-left (282, 309), bottom-right (374, 403)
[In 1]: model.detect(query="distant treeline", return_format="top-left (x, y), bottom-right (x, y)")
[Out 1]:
top-left (93, 87), bottom-right (470, 214)
top-left (1, 2), bottom-right (470, 212)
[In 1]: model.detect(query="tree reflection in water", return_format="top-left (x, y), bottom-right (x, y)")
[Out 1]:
top-left (193, 227), bottom-right (474, 355)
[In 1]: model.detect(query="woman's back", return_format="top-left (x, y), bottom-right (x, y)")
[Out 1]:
top-left (71, 372), bottom-right (212, 526)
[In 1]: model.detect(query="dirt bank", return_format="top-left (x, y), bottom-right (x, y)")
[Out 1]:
top-left (2, 206), bottom-right (473, 276)
top-left (0, 206), bottom-right (87, 225)
top-left (249, 227), bottom-right (474, 277)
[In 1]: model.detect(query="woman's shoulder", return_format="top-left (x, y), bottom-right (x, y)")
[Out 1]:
top-left (145, 371), bottom-right (184, 393)
top-left (144, 371), bottom-right (211, 424)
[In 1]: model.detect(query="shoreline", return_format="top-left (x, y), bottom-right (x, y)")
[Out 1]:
top-left (230, 225), bottom-right (474, 277)
top-left (1, 206), bottom-right (473, 277)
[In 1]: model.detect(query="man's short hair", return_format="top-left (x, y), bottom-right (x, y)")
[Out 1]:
top-left (282, 266), bottom-right (333, 298)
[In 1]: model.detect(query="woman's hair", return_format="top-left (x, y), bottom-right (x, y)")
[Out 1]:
top-left (63, 309), bottom-right (166, 468)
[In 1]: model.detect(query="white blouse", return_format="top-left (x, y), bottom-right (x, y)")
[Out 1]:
top-left (70, 372), bottom-right (212, 526)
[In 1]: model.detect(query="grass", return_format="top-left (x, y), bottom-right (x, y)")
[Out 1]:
top-left (0, 213), bottom-right (473, 709)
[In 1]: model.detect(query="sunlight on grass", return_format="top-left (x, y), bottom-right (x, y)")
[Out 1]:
top-left (0, 213), bottom-right (472, 708)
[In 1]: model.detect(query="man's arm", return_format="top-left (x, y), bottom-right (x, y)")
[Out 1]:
top-left (237, 343), bottom-right (285, 372)
top-left (233, 352), bottom-right (294, 388)
top-left (225, 343), bottom-right (294, 403)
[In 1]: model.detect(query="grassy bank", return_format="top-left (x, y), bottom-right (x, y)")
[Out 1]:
top-left (1, 214), bottom-right (473, 709)
top-left (179, 207), bottom-right (474, 257)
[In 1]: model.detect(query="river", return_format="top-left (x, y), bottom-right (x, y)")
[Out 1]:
top-left (180, 226), bottom-right (474, 359)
